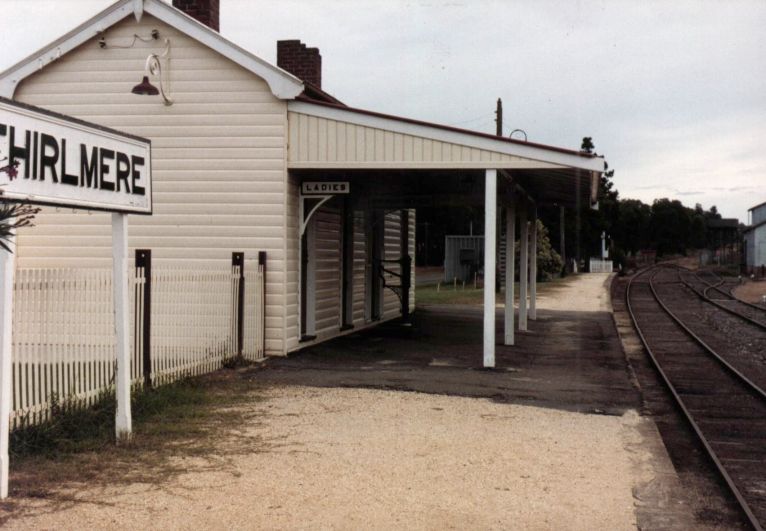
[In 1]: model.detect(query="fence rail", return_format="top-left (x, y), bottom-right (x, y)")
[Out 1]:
top-left (589, 258), bottom-right (614, 273)
top-left (11, 256), bottom-right (265, 428)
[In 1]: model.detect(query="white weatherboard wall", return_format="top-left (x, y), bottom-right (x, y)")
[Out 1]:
top-left (313, 206), bottom-right (342, 340)
top-left (754, 225), bottom-right (766, 267)
top-left (13, 15), bottom-right (289, 354)
top-left (283, 191), bottom-right (415, 351)
top-left (752, 205), bottom-right (766, 226)
top-left (382, 210), bottom-right (403, 319)
top-left (352, 211), bottom-right (367, 325)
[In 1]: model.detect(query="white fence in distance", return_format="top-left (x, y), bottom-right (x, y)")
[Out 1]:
top-left (11, 262), bottom-right (265, 428)
top-left (589, 258), bottom-right (614, 273)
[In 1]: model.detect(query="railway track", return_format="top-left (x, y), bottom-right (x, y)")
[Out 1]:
top-left (627, 266), bottom-right (766, 530)
top-left (678, 268), bottom-right (766, 330)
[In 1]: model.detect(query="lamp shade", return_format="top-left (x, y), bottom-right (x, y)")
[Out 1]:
top-left (131, 76), bottom-right (159, 96)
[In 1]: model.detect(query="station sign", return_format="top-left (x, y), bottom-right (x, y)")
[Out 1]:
top-left (0, 97), bottom-right (152, 214)
top-left (301, 181), bottom-right (350, 195)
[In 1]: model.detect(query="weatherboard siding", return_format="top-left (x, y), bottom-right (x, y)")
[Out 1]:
top-left (313, 206), bottom-right (342, 340)
top-left (352, 210), bottom-right (367, 326)
top-left (287, 111), bottom-right (528, 168)
top-left (382, 210), bottom-right (403, 319)
top-left (13, 14), bottom-right (289, 355)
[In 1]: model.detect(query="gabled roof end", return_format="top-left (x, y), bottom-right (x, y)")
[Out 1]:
top-left (0, 0), bottom-right (304, 100)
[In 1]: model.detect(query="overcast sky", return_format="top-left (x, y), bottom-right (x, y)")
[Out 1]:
top-left (2, 0), bottom-right (764, 221)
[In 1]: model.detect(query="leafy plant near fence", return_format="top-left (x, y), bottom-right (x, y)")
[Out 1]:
top-left (9, 374), bottom-right (228, 458)
top-left (1, 156), bottom-right (40, 252)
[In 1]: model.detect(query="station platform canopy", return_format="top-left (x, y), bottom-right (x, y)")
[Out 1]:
top-left (287, 99), bottom-right (604, 209)
top-left (288, 98), bottom-right (605, 370)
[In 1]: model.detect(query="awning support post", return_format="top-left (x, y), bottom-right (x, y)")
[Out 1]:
top-left (530, 206), bottom-right (538, 321)
top-left (519, 207), bottom-right (528, 331)
top-left (113, 213), bottom-right (132, 442)
top-left (0, 219), bottom-right (15, 499)
top-left (483, 169), bottom-right (497, 368)
top-left (504, 203), bottom-right (515, 345)
top-left (559, 205), bottom-right (566, 273)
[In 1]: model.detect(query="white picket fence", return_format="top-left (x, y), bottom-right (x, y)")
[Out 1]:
top-left (11, 262), bottom-right (265, 428)
top-left (589, 258), bottom-right (614, 273)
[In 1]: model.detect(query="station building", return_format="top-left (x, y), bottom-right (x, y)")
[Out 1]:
top-left (0, 0), bottom-right (603, 364)
top-left (744, 201), bottom-right (766, 270)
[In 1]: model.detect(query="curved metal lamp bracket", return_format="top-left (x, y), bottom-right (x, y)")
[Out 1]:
top-left (146, 38), bottom-right (173, 106)
top-left (300, 195), bottom-right (333, 236)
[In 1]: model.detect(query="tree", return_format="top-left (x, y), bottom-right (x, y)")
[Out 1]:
top-left (578, 137), bottom-right (619, 260)
top-left (649, 198), bottom-right (692, 255)
top-left (613, 199), bottom-right (651, 254)
top-left (534, 219), bottom-right (563, 281)
top-left (581, 137), bottom-right (595, 154)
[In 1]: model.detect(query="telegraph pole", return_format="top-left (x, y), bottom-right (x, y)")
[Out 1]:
top-left (495, 98), bottom-right (503, 136)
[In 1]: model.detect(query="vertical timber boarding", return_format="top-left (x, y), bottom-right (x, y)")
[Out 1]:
top-left (313, 205), bottom-right (342, 340)
top-left (352, 210), bottom-right (367, 326)
top-left (341, 198), bottom-right (354, 329)
top-left (382, 210), bottom-right (402, 319)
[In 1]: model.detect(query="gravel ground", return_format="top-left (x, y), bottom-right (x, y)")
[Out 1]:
top-left (657, 279), bottom-right (766, 387)
top-left (6, 386), bottom-right (652, 530)
top-left (4, 271), bottom-right (675, 530)
top-left (732, 281), bottom-right (766, 304)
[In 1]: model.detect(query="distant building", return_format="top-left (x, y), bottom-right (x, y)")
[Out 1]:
top-left (705, 218), bottom-right (740, 266)
top-left (744, 201), bottom-right (766, 269)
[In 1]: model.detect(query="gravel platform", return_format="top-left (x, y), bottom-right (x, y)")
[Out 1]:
top-left (3, 273), bottom-right (701, 529)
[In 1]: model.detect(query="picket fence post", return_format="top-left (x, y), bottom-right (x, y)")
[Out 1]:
top-left (135, 250), bottom-right (152, 388)
top-left (232, 252), bottom-right (245, 357)
top-left (258, 251), bottom-right (267, 356)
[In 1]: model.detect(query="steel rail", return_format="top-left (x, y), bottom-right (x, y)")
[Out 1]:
top-left (626, 266), bottom-right (765, 531)
top-left (674, 268), bottom-right (766, 331)
top-left (696, 270), bottom-right (766, 313)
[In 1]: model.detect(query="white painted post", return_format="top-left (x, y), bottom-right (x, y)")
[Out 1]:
top-left (483, 169), bottom-right (497, 368)
top-left (112, 213), bottom-right (132, 441)
top-left (504, 203), bottom-right (515, 345)
top-left (0, 222), bottom-right (15, 499)
top-left (530, 207), bottom-right (538, 321)
top-left (519, 208), bottom-right (528, 331)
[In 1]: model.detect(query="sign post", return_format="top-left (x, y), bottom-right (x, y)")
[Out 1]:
top-left (0, 97), bottom-right (151, 496)
top-left (0, 223), bottom-right (14, 498)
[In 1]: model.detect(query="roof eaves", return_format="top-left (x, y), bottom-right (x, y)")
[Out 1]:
top-left (0, 0), bottom-right (304, 100)
top-left (744, 219), bottom-right (766, 233)
top-left (0, 0), bottom-right (135, 98)
top-left (297, 83), bottom-right (344, 106)
top-left (288, 99), bottom-right (605, 173)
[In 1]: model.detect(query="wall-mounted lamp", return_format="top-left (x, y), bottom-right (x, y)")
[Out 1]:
top-left (130, 38), bottom-right (173, 106)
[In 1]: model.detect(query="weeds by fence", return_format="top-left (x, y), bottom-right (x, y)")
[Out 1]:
top-left (11, 257), bottom-right (265, 429)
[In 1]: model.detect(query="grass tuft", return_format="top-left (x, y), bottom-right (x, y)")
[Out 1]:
top-left (9, 369), bottom-right (253, 460)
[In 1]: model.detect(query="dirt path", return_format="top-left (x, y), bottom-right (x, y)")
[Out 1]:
top-left (6, 386), bottom-right (652, 530)
top-left (535, 272), bottom-right (613, 312)
top-left (732, 280), bottom-right (766, 304)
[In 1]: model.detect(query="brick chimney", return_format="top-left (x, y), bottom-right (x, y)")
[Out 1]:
top-left (277, 40), bottom-right (322, 88)
top-left (173, 0), bottom-right (219, 32)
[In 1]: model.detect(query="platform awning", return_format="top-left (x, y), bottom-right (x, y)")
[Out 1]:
top-left (287, 100), bottom-right (603, 206)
